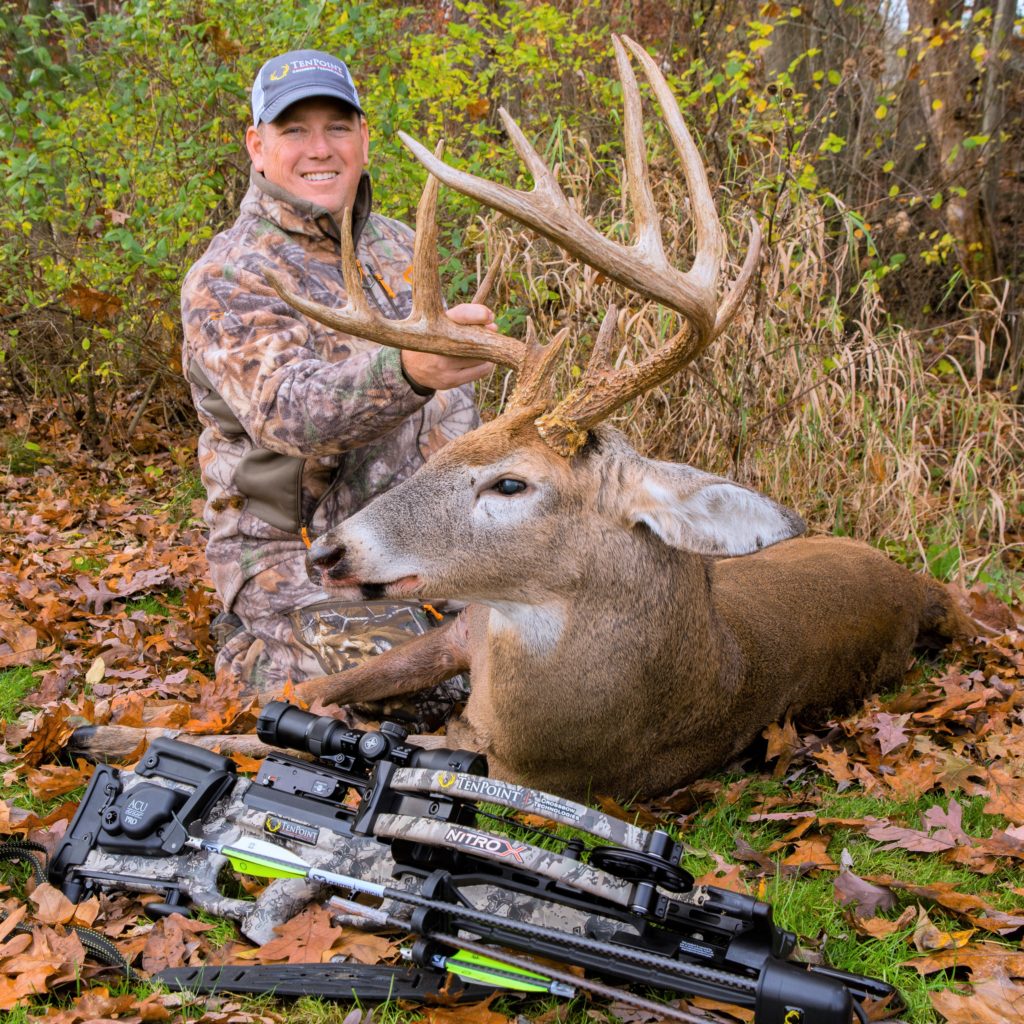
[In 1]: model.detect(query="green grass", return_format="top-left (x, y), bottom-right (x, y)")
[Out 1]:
top-left (0, 665), bottom-right (42, 722)
top-left (125, 589), bottom-right (183, 616)
top-left (143, 468), bottom-right (205, 525)
top-left (194, 910), bottom-right (241, 949)
top-left (68, 553), bottom-right (107, 574)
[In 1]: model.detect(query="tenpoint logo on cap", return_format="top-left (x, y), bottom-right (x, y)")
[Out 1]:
top-left (251, 48), bottom-right (363, 125)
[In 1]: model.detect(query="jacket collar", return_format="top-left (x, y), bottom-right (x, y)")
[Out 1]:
top-left (243, 169), bottom-right (373, 247)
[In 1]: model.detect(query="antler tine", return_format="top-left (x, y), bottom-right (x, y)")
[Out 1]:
top-left (264, 158), bottom-right (525, 371)
top-left (714, 216), bottom-right (763, 337)
top-left (619, 36), bottom-right (762, 342)
top-left (613, 38), bottom-right (662, 265)
top-left (618, 35), bottom-right (722, 287)
top-left (409, 142), bottom-right (447, 322)
top-left (508, 322), bottom-right (573, 411)
top-left (586, 306), bottom-right (622, 377)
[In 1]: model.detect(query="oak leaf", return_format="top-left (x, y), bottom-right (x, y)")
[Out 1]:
top-left (928, 967), bottom-right (1024, 1023)
top-left (781, 836), bottom-right (837, 871)
top-left (848, 904), bottom-right (915, 939)
top-left (141, 913), bottom-right (214, 973)
top-left (693, 853), bottom-right (748, 894)
top-left (25, 759), bottom-right (95, 800)
top-left (29, 883), bottom-right (76, 926)
top-left (329, 928), bottom-right (398, 965)
top-left (833, 869), bottom-right (896, 916)
top-left (904, 940), bottom-right (1024, 978)
top-left (422, 992), bottom-right (509, 1023)
top-left (913, 905), bottom-right (975, 952)
top-left (253, 904), bottom-right (342, 965)
top-left (867, 711), bottom-right (910, 755)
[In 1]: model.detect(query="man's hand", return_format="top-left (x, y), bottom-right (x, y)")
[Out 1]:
top-left (400, 303), bottom-right (496, 391)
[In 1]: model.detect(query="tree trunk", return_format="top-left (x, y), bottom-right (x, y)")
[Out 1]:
top-left (905, 0), bottom-right (1007, 376)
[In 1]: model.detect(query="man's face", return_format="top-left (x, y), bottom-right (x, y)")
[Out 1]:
top-left (246, 96), bottom-right (369, 217)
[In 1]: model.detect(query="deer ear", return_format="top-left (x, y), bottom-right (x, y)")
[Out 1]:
top-left (602, 456), bottom-right (806, 556)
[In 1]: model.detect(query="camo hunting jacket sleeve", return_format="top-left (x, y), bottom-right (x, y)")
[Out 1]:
top-left (181, 176), bottom-right (430, 459)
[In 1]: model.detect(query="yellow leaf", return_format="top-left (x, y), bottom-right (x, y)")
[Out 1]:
top-left (931, 99), bottom-right (944, 111)
top-left (749, 38), bottom-right (773, 52)
top-left (874, 105), bottom-right (888, 119)
top-left (85, 656), bottom-right (105, 686)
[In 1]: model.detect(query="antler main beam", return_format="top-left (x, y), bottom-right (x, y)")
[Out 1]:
top-left (399, 35), bottom-right (761, 455)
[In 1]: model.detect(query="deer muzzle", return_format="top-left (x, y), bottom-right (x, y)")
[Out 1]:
top-left (306, 535), bottom-right (354, 586)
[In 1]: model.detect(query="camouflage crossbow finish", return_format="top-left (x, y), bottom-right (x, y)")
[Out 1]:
top-left (48, 703), bottom-right (896, 1023)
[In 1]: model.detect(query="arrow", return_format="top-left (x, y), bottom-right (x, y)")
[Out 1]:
top-left (188, 834), bottom-right (387, 894)
top-left (189, 834), bottom-right (710, 1024)
top-left (414, 949), bottom-right (575, 997)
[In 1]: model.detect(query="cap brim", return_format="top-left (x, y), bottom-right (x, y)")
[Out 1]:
top-left (259, 84), bottom-right (364, 123)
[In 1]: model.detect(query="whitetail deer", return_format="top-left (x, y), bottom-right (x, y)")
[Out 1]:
top-left (72, 37), bottom-right (968, 797)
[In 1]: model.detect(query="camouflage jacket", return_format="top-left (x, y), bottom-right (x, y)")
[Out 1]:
top-left (181, 170), bottom-right (478, 610)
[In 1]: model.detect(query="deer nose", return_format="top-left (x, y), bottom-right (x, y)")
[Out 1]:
top-left (306, 535), bottom-right (345, 581)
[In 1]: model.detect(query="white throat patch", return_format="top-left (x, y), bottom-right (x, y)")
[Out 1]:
top-left (487, 601), bottom-right (566, 654)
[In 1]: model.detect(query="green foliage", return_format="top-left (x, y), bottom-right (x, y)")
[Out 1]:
top-left (0, 0), bottom-right (609, 415)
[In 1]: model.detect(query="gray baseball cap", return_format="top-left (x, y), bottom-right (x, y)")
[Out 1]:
top-left (251, 49), bottom-right (364, 125)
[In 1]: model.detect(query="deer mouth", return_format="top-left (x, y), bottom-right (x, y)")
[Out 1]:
top-left (350, 575), bottom-right (423, 600)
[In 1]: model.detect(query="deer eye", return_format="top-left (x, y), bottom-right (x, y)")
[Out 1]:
top-left (491, 478), bottom-right (527, 496)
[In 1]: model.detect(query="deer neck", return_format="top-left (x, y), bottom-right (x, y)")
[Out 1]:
top-left (476, 530), bottom-right (739, 700)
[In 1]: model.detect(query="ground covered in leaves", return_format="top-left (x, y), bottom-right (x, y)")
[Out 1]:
top-left (1, 411), bottom-right (1024, 1024)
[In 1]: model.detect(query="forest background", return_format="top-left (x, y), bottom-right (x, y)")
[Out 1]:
top-left (1, 0), bottom-right (1023, 1022)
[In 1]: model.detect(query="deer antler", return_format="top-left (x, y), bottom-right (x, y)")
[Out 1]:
top-left (400, 34), bottom-right (761, 455)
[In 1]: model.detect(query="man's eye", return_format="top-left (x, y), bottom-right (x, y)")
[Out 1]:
top-left (492, 479), bottom-right (527, 496)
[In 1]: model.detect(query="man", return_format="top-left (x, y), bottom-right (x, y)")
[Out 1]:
top-left (181, 49), bottom-right (493, 712)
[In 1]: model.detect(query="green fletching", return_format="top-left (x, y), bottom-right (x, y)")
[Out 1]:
top-left (446, 950), bottom-right (551, 992)
top-left (219, 837), bottom-right (310, 880)
top-left (225, 849), bottom-right (307, 879)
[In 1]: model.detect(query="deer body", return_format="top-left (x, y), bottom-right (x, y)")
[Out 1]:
top-left (306, 419), bottom-right (967, 798)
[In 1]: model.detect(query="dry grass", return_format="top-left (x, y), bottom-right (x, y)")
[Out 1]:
top-left (464, 130), bottom-right (1023, 591)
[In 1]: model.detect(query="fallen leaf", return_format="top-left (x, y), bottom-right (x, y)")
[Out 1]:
top-left (913, 904), bottom-right (975, 952)
top-left (929, 966), bottom-right (1024, 1022)
top-left (141, 913), bottom-right (214, 973)
top-left (84, 656), bottom-right (106, 687)
top-left (254, 904), bottom-right (342, 965)
top-left (868, 712), bottom-right (911, 755)
top-left (29, 883), bottom-right (76, 926)
top-left (329, 928), bottom-right (397, 965)
top-left (833, 869), bottom-right (896, 916)
top-left (422, 991), bottom-right (509, 1023)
